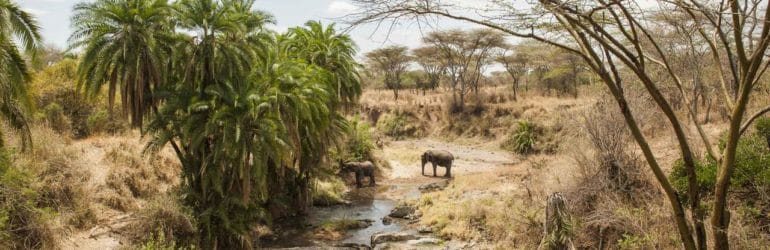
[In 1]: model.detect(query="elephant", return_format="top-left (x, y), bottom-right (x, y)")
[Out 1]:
top-left (421, 150), bottom-right (454, 178)
top-left (340, 161), bottom-right (376, 188)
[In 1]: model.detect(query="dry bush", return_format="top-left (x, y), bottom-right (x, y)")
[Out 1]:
top-left (103, 140), bottom-right (179, 198)
top-left (420, 192), bottom-right (543, 248)
top-left (127, 193), bottom-right (197, 247)
top-left (13, 126), bottom-right (97, 232)
top-left (0, 126), bottom-right (74, 249)
top-left (566, 97), bottom-right (665, 248)
top-left (98, 189), bottom-right (136, 212)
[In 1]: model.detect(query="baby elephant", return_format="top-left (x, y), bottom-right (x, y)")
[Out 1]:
top-left (340, 161), bottom-right (376, 188)
top-left (422, 150), bottom-right (455, 178)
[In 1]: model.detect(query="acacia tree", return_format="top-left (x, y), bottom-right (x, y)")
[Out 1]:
top-left (350, 0), bottom-right (770, 248)
top-left (413, 46), bottom-right (444, 95)
top-left (422, 29), bottom-right (504, 110)
top-left (365, 45), bottom-right (411, 100)
top-left (496, 45), bottom-right (530, 101)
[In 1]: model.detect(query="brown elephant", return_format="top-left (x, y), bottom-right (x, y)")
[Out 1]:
top-left (421, 150), bottom-right (454, 178)
top-left (340, 161), bottom-right (376, 188)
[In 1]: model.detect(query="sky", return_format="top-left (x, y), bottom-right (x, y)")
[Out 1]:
top-left (18, 0), bottom-right (478, 58)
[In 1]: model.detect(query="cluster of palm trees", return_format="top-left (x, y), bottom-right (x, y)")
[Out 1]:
top-left (0, 0), bottom-right (360, 247)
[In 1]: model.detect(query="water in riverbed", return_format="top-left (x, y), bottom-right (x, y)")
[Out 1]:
top-left (262, 183), bottom-right (419, 248)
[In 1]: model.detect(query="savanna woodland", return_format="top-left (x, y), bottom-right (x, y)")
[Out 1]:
top-left (3, 0), bottom-right (770, 249)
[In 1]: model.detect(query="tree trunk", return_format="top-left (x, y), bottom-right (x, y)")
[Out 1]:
top-left (393, 88), bottom-right (399, 101)
top-left (513, 78), bottom-right (519, 101)
top-left (712, 84), bottom-right (752, 249)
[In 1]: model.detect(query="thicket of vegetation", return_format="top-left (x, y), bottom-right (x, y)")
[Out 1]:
top-left (67, 0), bottom-right (361, 246)
top-left (2, 0), bottom-right (770, 248)
top-left (0, 0), bottom-right (367, 248)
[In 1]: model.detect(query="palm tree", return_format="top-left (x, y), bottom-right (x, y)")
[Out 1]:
top-left (69, 0), bottom-right (173, 128)
top-left (172, 0), bottom-right (273, 91)
top-left (282, 21), bottom-right (362, 212)
top-left (0, 0), bottom-right (41, 149)
top-left (286, 21), bottom-right (362, 107)
top-left (145, 21), bottom-right (361, 248)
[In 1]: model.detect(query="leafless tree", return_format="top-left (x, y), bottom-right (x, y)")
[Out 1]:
top-left (348, 0), bottom-right (770, 248)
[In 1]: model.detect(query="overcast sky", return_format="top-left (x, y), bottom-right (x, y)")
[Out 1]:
top-left (19, 0), bottom-right (479, 58)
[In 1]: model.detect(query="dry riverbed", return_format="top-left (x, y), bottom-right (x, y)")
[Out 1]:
top-left (264, 138), bottom-right (525, 249)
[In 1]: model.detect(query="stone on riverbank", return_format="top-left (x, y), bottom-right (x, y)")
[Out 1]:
top-left (418, 180), bottom-right (449, 193)
top-left (388, 204), bottom-right (416, 218)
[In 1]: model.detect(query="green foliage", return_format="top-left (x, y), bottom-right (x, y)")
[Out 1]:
top-left (139, 231), bottom-right (196, 250)
top-left (0, 149), bottom-right (58, 249)
top-left (670, 133), bottom-right (770, 202)
top-left (502, 120), bottom-right (538, 154)
top-left (341, 116), bottom-right (375, 162)
top-left (377, 112), bottom-right (417, 139)
top-left (617, 233), bottom-right (654, 249)
top-left (669, 158), bottom-right (716, 202)
top-left (0, 0), bottom-right (41, 149)
top-left (142, 14), bottom-right (360, 248)
top-left (755, 117), bottom-right (770, 147)
top-left (31, 58), bottom-right (125, 137)
top-left (312, 177), bottom-right (347, 206)
top-left (86, 110), bottom-right (126, 135)
top-left (42, 103), bottom-right (69, 133)
top-left (70, 0), bottom-right (174, 128)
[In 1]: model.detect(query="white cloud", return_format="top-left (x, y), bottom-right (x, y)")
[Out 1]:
top-left (327, 0), bottom-right (357, 15)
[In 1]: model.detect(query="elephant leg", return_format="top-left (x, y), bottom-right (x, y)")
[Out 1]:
top-left (355, 172), bottom-right (363, 188)
top-left (422, 163), bottom-right (425, 176)
top-left (445, 162), bottom-right (452, 178)
top-left (433, 162), bottom-right (437, 177)
top-left (370, 174), bottom-right (376, 186)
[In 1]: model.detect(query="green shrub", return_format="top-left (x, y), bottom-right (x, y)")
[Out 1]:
top-left (346, 117), bottom-right (375, 162)
top-left (670, 133), bottom-right (770, 202)
top-left (617, 233), bottom-right (654, 249)
top-left (36, 87), bottom-right (94, 138)
top-left (139, 231), bottom-right (196, 250)
top-left (312, 178), bottom-right (347, 206)
top-left (502, 120), bottom-right (538, 155)
top-left (42, 103), bottom-right (70, 134)
top-left (755, 117), bottom-right (770, 148)
top-left (86, 110), bottom-right (109, 134)
top-left (0, 150), bottom-right (59, 249)
top-left (377, 112), bottom-right (417, 139)
top-left (669, 158), bottom-right (716, 202)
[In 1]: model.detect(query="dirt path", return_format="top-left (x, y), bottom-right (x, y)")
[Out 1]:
top-left (381, 138), bottom-right (518, 180)
top-left (59, 138), bottom-right (133, 250)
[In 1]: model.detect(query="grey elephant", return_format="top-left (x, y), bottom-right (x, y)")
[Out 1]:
top-left (421, 150), bottom-right (454, 178)
top-left (340, 161), bottom-right (376, 188)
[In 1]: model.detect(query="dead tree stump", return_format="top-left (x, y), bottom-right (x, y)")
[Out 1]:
top-left (539, 192), bottom-right (574, 250)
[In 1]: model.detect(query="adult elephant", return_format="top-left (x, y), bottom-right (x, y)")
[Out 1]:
top-left (340, 161), bottom-right (376, 188)
top-left (421, 150), bottom-right (454, 178)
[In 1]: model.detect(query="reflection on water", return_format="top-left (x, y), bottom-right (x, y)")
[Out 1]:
top-left (309, 199), bottom-right (400, 245)
top-left (262, 184), bottom-right (410, 248)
